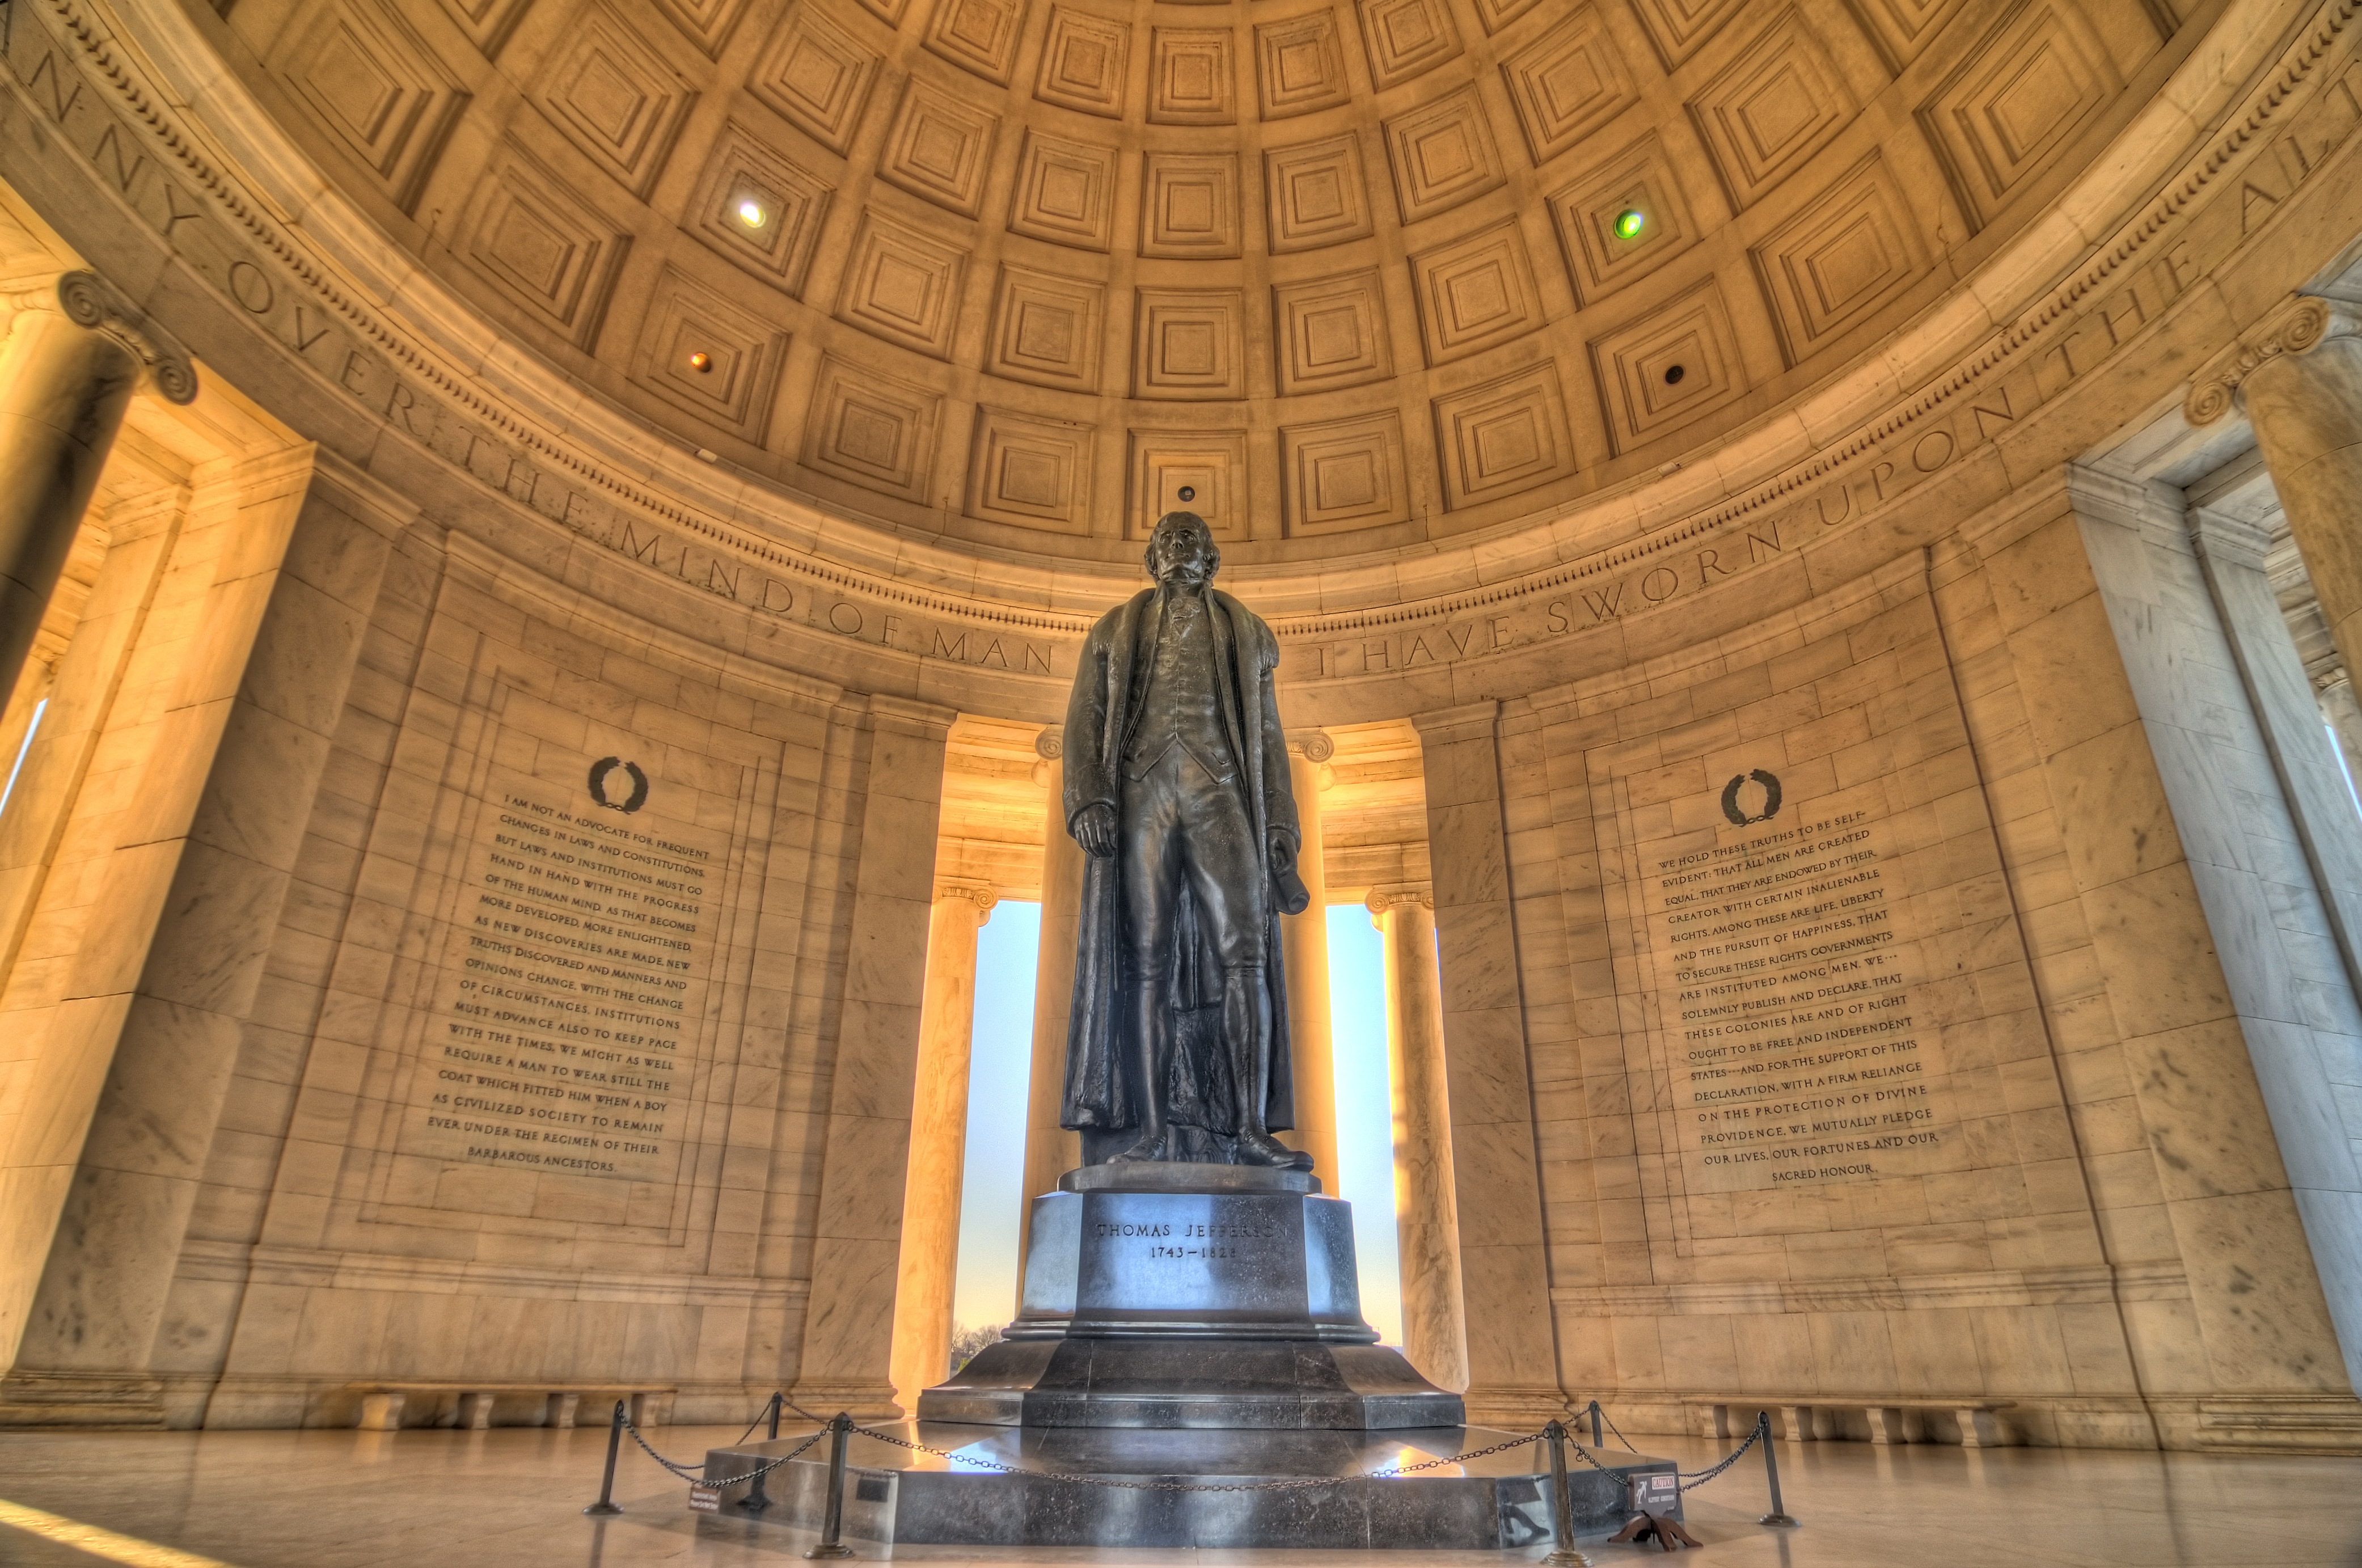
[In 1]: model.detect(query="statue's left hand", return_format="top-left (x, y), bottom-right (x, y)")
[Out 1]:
top-left (1267, 830), bottom-right (1298, 869)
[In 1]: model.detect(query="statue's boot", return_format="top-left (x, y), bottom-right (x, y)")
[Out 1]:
top-left (1110, 978), bottom-right (1171, 1162)
top-left (1225, 964), bottom-right (1312, 1170)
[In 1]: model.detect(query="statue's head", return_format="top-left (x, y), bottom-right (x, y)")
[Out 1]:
top-left (1144, 510), bottom-right (1219, 589)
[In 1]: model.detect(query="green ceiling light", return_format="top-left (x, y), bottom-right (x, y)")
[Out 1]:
top-left (1614, 208), bottom-right (1646, 240)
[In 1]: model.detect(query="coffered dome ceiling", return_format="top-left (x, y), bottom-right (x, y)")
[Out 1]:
top-left (204, 0), bottom-right (2177, 567)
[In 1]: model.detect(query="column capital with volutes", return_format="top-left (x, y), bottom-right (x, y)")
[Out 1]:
top-left (2186, 294), bottom-right (2362, 427)
top-left (2, 270), bottom-right (197, 405)
top-left (933, 878), bottom-right (1000, 916)
top-left (1364, 882), bottom-right (1434, 917)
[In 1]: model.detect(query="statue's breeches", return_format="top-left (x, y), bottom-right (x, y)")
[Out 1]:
top-left (1119, 745), bottom-right (1266, 975)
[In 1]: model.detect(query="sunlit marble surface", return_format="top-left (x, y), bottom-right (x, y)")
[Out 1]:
top-left (3, 1423), bottom-right (2360, 1566)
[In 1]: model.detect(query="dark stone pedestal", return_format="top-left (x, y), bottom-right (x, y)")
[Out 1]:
top-left (704, 1163), bottom-right (1679, 1549)
top-left (920, 1161), bottom-right (1464, 1430)
top-left (696, 1422), bottom-right (1680, 1550)
top-left (924, 1336), bottom-right (1460, 1429)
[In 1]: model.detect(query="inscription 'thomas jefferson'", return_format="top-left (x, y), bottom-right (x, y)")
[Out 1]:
top-left (403, 786), bottom-right (716, 1182)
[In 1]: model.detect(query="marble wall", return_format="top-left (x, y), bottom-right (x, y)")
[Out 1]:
top-left (2, 436), bottom-right (954, 1427)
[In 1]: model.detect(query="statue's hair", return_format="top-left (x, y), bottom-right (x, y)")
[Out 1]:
top-left (1144, 510), bottom-right (1220, 580)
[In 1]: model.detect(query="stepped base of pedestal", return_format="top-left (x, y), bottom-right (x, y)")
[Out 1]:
top-left (699, 1421), bottom-right (1679, 1550)
top-left (919, 1335), bottom-right (1465, 1428)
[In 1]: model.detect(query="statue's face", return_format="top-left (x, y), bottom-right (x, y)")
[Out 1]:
top-left (1146, 514), bottom-right (1218, 588)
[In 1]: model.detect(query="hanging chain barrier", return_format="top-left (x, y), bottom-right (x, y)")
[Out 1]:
top-left (586, 1391), bottom-right (1791, 1528)
top-left (1555, 1403), bottom-right (1769, 1495)
top-left (623, 1408), bottom-right (826, 1487)
top-left (1675, 1417), bottom-right (1763, 1490)
top-left (1586, 1399), bottom-right (1645, 1453)
top-left (578, 1392), bottom-right (827, 1512)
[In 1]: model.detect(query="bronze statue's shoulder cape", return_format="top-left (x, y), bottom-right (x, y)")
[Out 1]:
top-left (1058, 584), bottom-right (1297, 1139)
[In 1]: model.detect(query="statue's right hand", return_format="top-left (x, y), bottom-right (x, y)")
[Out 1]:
top-left (1074, 802), bottom-right (1118, 859)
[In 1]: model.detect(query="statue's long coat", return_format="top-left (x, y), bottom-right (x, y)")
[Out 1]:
top-left (1060, 585), bottom-right (1301, 1138)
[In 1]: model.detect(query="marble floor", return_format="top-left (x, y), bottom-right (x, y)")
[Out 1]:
top-left (0, 1422), bottom-right (2354, 1568)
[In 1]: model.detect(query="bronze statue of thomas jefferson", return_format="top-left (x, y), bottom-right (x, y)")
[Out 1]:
top-left (1060, 511), bottom-right (1314, 1169)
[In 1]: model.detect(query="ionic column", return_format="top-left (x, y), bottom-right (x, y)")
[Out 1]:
top-left (2193, 298), bottom-right (2362, 696)
top-left (1367, 884), bottom-right (1468, 1393)
top-left (2188, 505), bottom-right (2362, 988)
top-left (2320, 675), bottom-right (2362, 799)
top-left (0, 273), bottom-right (192, 703)
top-left (889, 880), bottom-right (996, 1413)
top-left (1280, 730), bottom-right (1338, 1184)
top-left (1409, 700), bottom-right (1560, 1428)
top-left (1017, 726), bottom-right (1084, 1284)
top-left (792, 696), bottom-right (956, 1419)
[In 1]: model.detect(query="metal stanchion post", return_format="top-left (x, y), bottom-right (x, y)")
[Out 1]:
top-left (1757, 1410), bottom-right (1798, 1527)
top-left (582, 1400), bottom-right (626, 1516)
top-left (768, 1392), bottom-right (783, 1441)
top-left (804, 1412), bottom-right (855, 1559)
top-left (1540, 1419), bottom-right (1592, 1568)
top-left (1588, 1400), bottom-right (1604, 1449)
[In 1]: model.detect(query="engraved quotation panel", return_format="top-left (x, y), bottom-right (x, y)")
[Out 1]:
top-left (1578, 577), bottom-right (2071, 1263)
top-left (1628, 793), bottom-right (1958, 1194)
top-left (400, 774), bottom-right (721, 1183)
